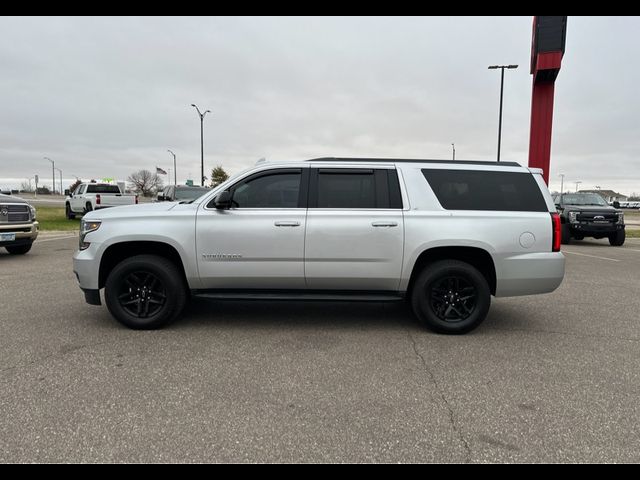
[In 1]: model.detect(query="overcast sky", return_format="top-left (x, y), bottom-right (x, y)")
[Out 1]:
top-left (1, 16), bottom-right (638, 195)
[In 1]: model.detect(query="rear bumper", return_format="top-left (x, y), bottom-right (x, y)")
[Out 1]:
top-left (495, 252), bottom-right (565, 297)
top-left (0, 222), bottom-right (39, 247)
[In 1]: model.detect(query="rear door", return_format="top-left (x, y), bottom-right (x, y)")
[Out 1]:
top-left (304, 166), bottom-right (404, 290)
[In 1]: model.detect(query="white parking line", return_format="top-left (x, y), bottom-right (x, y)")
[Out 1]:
top-left (562, 250), bottom-right (620, 262)
top-left (35, 235), bottom-right (77, 243)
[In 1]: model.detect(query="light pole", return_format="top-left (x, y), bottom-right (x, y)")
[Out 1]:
top-left (559, 173), bottom-right (565, 195)
top-left (488, 64), bottom-right (518, 162)
top-left (451, 143), bottom-right (455, 161)
top-left (167, 149), bottom-right (177, 186)
top-left (575, 181), bottom-right (582, 192)
top-left (190, 104), bottom-right (211, 187)
top-left (44, 157), bottom-right (55, 195)
top-left (55, 168), bottom-right (63, 195)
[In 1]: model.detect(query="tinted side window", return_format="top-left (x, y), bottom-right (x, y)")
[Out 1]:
top-left (231, 171), bottom-right (301, 208)
top-left (312, 168), bottom-right (402, 209)
top-left (422, 169), bottom-right (547, 212)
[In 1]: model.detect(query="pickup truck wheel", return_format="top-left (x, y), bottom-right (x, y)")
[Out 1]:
top-left (104, 255), bottom-right (187, 329)
top-left (411, 260), bottom-right (491, 334)
top-left (65, 203), bottom-right (75, 219)
top-left (609, 230), bottom-right (625, 246)
top-left (561, 224), bottom-right (571, 244)
top-left (84, 203), bottom-right (93, 215)
top-left (5, 243), bottom-right (32, 255)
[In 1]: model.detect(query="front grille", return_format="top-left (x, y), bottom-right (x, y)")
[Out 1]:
top-left (0, 204), bottom-right (30, 223)
top-left (576, 212), bottom-right (618, 223)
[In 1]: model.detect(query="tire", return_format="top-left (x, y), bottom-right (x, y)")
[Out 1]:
top-left (83, 202), bottom-right (93, 215)
top-left (411, 260), bottom-right (491, 334)
top-left (65, 203), bottom-right (76, 219)
top-left (5, 243), bottom-right (32, 255)
top-left (609, 229), bottom-right (625, 246)
top-left (561, 223), bottom-right (571, 244)
top-left (104, 254), bottom-right (187, 329)
top-left (573, 234), bottom-right (584, 241)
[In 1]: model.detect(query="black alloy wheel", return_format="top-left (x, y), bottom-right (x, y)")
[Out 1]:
top-left (428, 275), bottom-right (477, 323)
top-left (117, 271), bottom-right (167, 319)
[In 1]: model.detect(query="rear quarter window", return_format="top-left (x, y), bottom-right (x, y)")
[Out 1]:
top-left (422, 169), bottom-right (547, 212)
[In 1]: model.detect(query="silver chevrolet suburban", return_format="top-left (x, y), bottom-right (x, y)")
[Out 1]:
top-left (73, 158), bottom-right (565, 334)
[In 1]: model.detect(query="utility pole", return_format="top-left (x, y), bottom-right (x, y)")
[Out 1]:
top-left (559, 173), bottom-right (565, 195)
top-left (451, 143), bottom-right (455, 161)
top-left (575, 181), bottom-right (582, 192)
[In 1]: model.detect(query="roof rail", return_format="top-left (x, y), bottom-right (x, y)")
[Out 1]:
top-left (305, 157), bottom-right (521, 167)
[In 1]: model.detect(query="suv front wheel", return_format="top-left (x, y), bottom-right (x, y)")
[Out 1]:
top-left (411, 260), bottom-right (491, 334)
top-left (104, 254), bottom-right (187, 329)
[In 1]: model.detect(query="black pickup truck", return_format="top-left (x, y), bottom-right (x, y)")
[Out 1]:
top-left (553, 193), bottom-right (625, 246)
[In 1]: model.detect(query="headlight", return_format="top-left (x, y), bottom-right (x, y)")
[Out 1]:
top-left (79, 219), bottom-right (101, 250)
top-left (617, 212), bottom-right (624, 225)
top-left (29, 205), bottom-right (36, 221)
top-left (568, 211), bottom-right (579, 223)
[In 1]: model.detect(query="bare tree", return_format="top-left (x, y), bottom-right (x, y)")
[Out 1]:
top-left (127, 169), bottom-right (164, 197)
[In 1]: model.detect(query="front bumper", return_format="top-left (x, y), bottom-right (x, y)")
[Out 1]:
top-left (569, 223), bottom-right (624, 235)
top-left (73, 242), bottom-right (101, 290)
top-left (0, 221), bottom-right (39, 247)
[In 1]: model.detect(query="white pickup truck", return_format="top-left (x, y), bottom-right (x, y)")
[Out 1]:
top-left (65, 183), bottom-right (138, 219)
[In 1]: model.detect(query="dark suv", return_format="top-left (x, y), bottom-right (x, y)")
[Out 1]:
top-left (553, 193), bottom-right (625, 246)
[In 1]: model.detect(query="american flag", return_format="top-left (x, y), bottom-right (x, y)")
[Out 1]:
top-left (156, 167), bottom-right (167, 175)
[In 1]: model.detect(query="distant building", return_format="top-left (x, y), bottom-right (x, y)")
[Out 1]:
top-left (578, 189), bottom-right (628, 203)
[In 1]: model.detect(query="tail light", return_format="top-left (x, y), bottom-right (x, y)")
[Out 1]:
top-left (135, 195), bottom-right (139, 204)
top-left (95, 194), bottom-right (101, 205)
top-left (551, 212), bottom-right (561, 252)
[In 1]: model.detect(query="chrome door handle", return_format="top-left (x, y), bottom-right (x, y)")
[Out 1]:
top-left (274, 221), bottom-right (301, 227)
top-left (371, 221), bottom-right (398, 227)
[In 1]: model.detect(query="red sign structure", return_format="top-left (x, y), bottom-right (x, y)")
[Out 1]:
top-left (528, 16), bottom-right (567, 185)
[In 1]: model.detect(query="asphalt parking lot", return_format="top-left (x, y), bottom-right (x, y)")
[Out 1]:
top-left (1, 234), bottom-right (639, 463)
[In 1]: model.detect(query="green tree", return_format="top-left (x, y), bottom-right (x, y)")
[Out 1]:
top-left (210, 165), bottom-right (229, 188)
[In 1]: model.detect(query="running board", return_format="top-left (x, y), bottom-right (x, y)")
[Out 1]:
top-left (192, 290), bottom-right (405, 302)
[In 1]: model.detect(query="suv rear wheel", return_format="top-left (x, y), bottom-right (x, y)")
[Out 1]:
top-left (411, 260), bottom-right (491, 334)
top-left (104, 254), bottom-right (187, 329)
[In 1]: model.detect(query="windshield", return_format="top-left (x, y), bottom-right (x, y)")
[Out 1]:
top-left (174, 187), bottom-right (210, 201)
top-left (561, 193), bottom-right (609, 206)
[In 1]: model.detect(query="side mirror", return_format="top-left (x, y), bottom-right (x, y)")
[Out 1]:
top-left (213, 191), bottom-right (232, 210)
top-left (613, 201), bottom-right (620, 209)
top-left (64, 189), bottom-right (71, 196)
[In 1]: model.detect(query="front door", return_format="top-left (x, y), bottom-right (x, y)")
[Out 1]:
top-left (196, 167), bottom-right (308, 289)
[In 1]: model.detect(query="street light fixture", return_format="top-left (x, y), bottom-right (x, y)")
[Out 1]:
top-left (44, 157), bottom-right (55, 195)
top-left (488, 64), bottom-right (518, 162)
top-left (167, 149), bottom-right (177, 186)
top-left (191, 104), bottom-right (211, 187)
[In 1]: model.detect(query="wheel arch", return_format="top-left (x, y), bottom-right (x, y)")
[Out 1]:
top-left (99, 241), bottom-right (188, 290)
top-left (406, 246), bottom-right (497, 297)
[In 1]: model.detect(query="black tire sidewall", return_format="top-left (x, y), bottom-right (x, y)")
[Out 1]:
top-left (609, 229), bottom-right (625, 246)
top-left (104, 255), bottom-right (186, 329)
top-left (411, 260), bottom-right (491, 334)
top-left (5, 243), bottom-right (32, 255)
top-left (561, 223), bottom-right (571, 244)
top-left (65, 203), bottom-right (75, 219)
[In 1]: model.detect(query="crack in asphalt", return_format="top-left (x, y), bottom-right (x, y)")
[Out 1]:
top-left (406, 329), bottom-right (472, 463)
